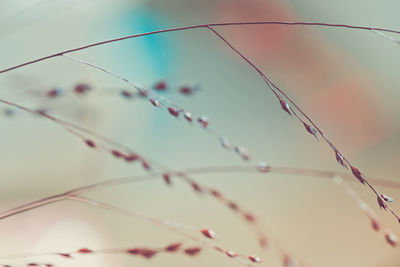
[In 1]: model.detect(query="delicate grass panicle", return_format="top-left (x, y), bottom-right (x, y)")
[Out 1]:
top-left (1, 20), bottom-right (400, 267)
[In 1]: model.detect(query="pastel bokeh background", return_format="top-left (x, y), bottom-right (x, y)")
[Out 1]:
top-left (1, 0), bottom-right (400, 266)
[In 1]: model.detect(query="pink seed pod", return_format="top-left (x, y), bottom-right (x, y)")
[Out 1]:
top-left (377, 195), bottom-right (388, 210)
top-left (77, 248), bottom-right (93, 254)
top-left (351, 166), bottom-right (366, 184)
top-left (303, 122), bottom-right (318, 139)
top-left (370, 217), bottom-right (380, 231)
top-left (141, 160), bottom-right (151, 170)
top-left (279, 98), bottom-right (292, 116)
top-left (244, 213), bottom-right (256, 222)
top-left (234, 146), bottom-right (249, 161)
top-left (283, 255), bottom-right (299, 267)
top-left (179, 86), bottom-right (192, 95)
top-left (111, 150), bottom-right (124, 158)
top-left (385, 232), bottom-right (398, 247)
top-left (141, 248), bottom-right (158, 258)
top-left (191, 182), bottom-right (203, 192)
top-left (259, 236), bottom-right (268, 248)
top-left (154, 81), bottom-right (167, 91)
top-left (165, 243), bottom-right (181, 252)
top-left (149, 98), bottom-right (160, 107)
top-left (197, 116), bottom-right (209, 128)
top-left (228, 202), bottom-right (239, 211)
top-left (335, 151), bottom-right (347, 169)
top-left (162, 173), bottom-right (171, 185)
top-left (124, 153), bottom-right (139, 162)
top-left (120, 90), bottom-right (133, 98)
top-left (201, 229), bottom-right (216, 239)
top-left (168, 107), bottom-right (180, 117)
top-left (219, 137), bottom-right (231, 149)
top-left (184, 247), bottom-right (201, 256)
top-left (138, 89), bottom-right (148, 98)
top-left (126, 248), bottom-right (141, 255)
top-left (257, 161), bottom-right (270, 172)
top-left (209, 189), bottom-right (222, 198)
top-left (74, 83), bottom-right (91, 94)
top-left (381, 193), bottom-right (394, 203)
top-left (248, 255), bottom-right (262, 263)
top-left (47, 88), bottom-right (63, 98)
top-left (84, 139), bottom-right (96, 148)
top-left (184, 112), bottom-right (193, 122)
top-left (58, 253), bottom-right (72, 258)
top-left (225, 250), bottom-right (237, 258)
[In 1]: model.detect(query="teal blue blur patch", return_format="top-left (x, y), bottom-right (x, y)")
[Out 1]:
top-left (116, 6), bottom-right (176, 77)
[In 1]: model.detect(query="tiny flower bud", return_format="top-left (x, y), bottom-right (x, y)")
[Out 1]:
top-left (385, 232), bottom-right (398, 247)
top-left (370, 217), bottom-right (380, 231)
top-left (225, 250), bottom-right (237, 257)
top-left (85, 139), bottom-right (96, 148)
top-left (168, 107), bottom-right (180, 117)
top-left (283, 255), bottom-right (299, 267)
top-left (120, 90), bottom-right (133, 98)
top-left (124, 153), bottom-right (139, 162)
top-left (74, 83), bottom-right (91, 94)
top-left (377, 195), bottom-right (388, 210)
top-left (279, 98), bottom-right (292, 116)
top-left (165, 243), bottom-right (181, 252)
top-left (47, 88), bottom-right (63, 98)
top-left (335, 152), bottom-right (347, 169)
top-left (248, 255), bottom-right (262, 263)
top-left (184, 112), bottom-right (193, 122)
top-left (381, 194), bottom-right (394, 203)
top-left (197, 116), bottom-right (209, 128)
top-left (149, 98), bottom-right (160, 107)
top-left (351, 166), bottom-right (366, 184)
top-left (111, 150), bottom-right (124, 158)
top-left (303, 122), bottom-right (318, 139)
top-left (257, 161), bottom-right (270, 172)
top-left (201, 229), bottom-right (216, 239)
top-left (219, 137), bottom-right (230, 149)
top-left (154, 81), bottom-right (167, 91)
top-left (162, 173), bottom-right (171, 185)
top-left (184, 247), bottom-right (202, 256)
top-left (77, 248), bottom-right (93, 254)
top-left (141, 160), bottom-right (151, 170)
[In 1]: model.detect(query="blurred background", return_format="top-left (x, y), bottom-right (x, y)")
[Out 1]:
top-left (0, 0), bottom-right (400, 266)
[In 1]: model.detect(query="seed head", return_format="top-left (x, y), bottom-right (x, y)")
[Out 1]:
top-left (85, 140), bottom-right (96, 148)
top-left (385, 232), bottom-right (398, 247)
top-left (149, 98), bottom-right (160, 107)
top-left (184, 247), bottom-right (201, 256)
top-left (219, 137), bottom-right (231, 149)
top-left (165, 243), bottom-right (181, 252)
top-left (335, 152), bottom-right (347, 169)
top-left (351, 166), bottom-right (366, 184)
top-left (248, 255), bottom-right (262, 263)
top-left (380, 193), bottom-right (394, 203)
top-left (257, 161), bottom-right (270, 172)
top-left (77, 248), bottom-right (93, 254)
top-left (303, 123), bottom-right (318, 139)
top-left (279, 98), bottom-right (292, 116)
top-left (197, 116), bottom-right (209, 128)
top-left (225, 250), bottom-right (237, 257)
top-left (201, 229), bottom-right (216, 239)
top-left (184, 112), bottom-right (193, 122)
top-left (168, 107), bottom-right (180, 117)
top-left (153, 81), bottom-right (167, 91)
